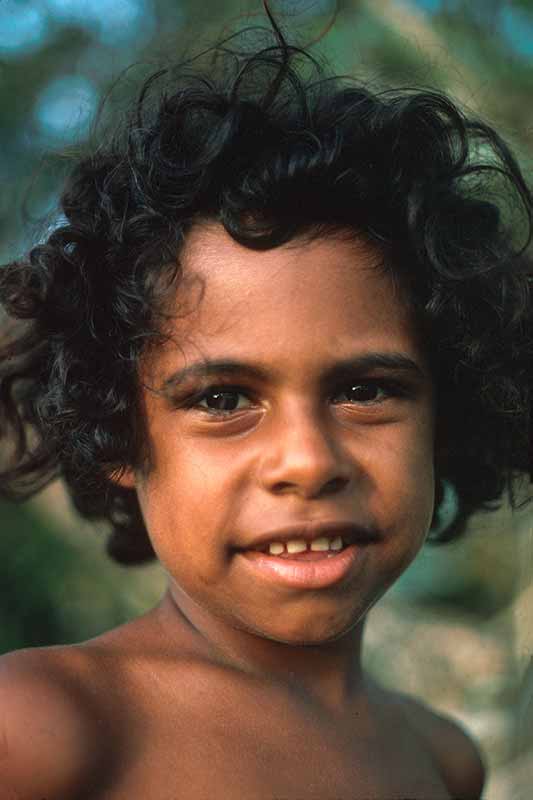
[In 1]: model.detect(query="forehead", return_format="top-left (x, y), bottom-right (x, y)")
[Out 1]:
top-left (145, 223), bottom-right (425, 379)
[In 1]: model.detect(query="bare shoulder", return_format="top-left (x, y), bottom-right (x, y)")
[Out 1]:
top-left (396, 690), bottom-right (487, 800)
top-left (0, 645), bottom-right (107, 799)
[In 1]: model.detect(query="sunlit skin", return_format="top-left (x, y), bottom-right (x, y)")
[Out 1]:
top-left (114, 221), bottom-right (436, 720)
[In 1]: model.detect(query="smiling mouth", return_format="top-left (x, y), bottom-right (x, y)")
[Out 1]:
top-left (254, 541), bottom-right (351, 560)
top-left (241, 532), bottom-right (356, 558)
top-left (268, 549), bottom-right (347, 561)
top-left (237, 542), bottom-right (368, 589)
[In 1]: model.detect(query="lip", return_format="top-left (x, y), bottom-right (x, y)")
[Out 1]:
top-left (237, 542), bottom-right (370, 589)
top-left (236, 521), bottom-right (378, 553)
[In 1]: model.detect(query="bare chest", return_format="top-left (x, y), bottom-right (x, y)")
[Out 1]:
top-left (93, 692), bottom-right (452, 800)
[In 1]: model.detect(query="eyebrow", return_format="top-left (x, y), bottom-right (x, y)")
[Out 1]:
top-left (161, 352), bottom-right (426, 393)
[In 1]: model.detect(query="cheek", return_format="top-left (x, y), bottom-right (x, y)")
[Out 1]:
top-left (135, 456), bottom-right (233, 564)
top-left (403, 440), bottom-right (436, 536)
top-left (374, 419), bottom-right (436, 530)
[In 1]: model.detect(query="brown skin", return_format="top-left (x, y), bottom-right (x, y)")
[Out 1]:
top-left (118, 222), bottom-right (436, 714)
top-left (0, 224), bottom-right (487, 798)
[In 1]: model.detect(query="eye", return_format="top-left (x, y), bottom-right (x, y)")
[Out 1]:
top-left (185, 380), bottom-right (404, 417)
top-left (332, 382), bottom-right (391, 404)
top-left (194, 386), bottom-right (251, 415)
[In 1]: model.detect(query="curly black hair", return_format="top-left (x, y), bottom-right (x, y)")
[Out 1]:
top-left (0, 8), bottom-right (531, 565)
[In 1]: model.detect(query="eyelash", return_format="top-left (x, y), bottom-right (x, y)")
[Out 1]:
top-left (180, 379), bottom-right (410, 418)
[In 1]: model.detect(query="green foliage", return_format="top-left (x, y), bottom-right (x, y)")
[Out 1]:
top-left (0, 499), bottom-right (143, 654)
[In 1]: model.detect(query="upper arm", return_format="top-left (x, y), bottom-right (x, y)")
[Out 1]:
top-left (0, 649), bottom-right (98, 799)
top-left (403, 695), bottom-right (487, 800)
top-left (431, 714), bottom-right (486, 800)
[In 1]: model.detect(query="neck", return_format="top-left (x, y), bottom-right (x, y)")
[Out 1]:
top-left (157, 581), bottom-right (372, 720)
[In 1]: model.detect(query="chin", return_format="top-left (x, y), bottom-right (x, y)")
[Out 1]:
top-left (261, 615), bottom-right (361, 647)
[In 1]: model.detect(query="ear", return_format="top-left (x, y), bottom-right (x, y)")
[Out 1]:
top-left (106, 466), bottom-right (137, 490)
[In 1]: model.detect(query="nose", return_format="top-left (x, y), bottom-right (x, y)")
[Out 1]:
top-left (259, 403), bottom-right (353, 500)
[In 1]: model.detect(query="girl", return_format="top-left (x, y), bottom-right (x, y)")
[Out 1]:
top-left (0, 5), bottom-right (530, 798)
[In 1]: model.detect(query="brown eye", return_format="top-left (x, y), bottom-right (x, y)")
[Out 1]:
top-left (195, 387), bottom-right (251, 415)
top-left (334, 382), bottom-right (388, 404)
top-left (183, 378), bottom-right (407, 418)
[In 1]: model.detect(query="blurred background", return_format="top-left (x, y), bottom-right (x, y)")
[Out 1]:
top-left (1, 1), bottom-right (532, 797)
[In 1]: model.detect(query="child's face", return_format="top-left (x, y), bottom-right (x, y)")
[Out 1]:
top-left (117, 222), bottom-right (435, 645)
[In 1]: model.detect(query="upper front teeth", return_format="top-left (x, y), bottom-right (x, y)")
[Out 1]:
top-left (268, 536), bottom-right (343, 555)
